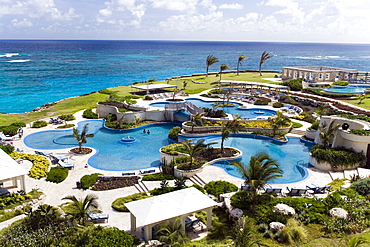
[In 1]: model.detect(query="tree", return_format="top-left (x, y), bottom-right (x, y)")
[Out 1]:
top-left (206, 55), bottom-right (219, 77)
top-left (237, 55), bottom-right (246, 76)
top-left (156, 218), bottom-right (189, 247)
top-left (181, 139), bottom-right (216, 170)
top-left (221, 119), bottom-right (245, 153)
top-left (233, 216), bottom-right (264, 247)
top-left (259, 51), bottom-right (272, 76)
top-left (268, 111), bottom-right (291, 137)
top-left (62, 194), bottom-right (100, 225)
top-left (319, 120), bottom-right (340, 148)
top-left (73, 123), bottom-right (94, 152)
top-left (219, 63), bottom-right (229, 82)
top-left (26, 204), bottom-right (62, 230)
top-left (231, 153), bottom-right (283, 204)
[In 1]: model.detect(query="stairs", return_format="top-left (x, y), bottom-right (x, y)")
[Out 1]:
top-left (135, 180), bottom-right (150, 195)
top-left (189, 174), bottom-right (206, 186)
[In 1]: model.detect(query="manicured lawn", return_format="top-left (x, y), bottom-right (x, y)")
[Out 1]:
top-left (341, 97), bottom-right (370, 110)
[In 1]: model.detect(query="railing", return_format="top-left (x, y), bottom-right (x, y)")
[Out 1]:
top-left (165, 101), bottom-right (204, 115)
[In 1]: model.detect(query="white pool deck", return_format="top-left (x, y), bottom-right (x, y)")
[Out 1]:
top-left (2, 92), bottom-right (370, 233)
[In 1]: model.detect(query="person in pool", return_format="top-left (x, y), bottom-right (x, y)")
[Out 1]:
top-left (143, 129), bottom-right (146, 133)
top-left (147, 130), bottom-right (150, 134)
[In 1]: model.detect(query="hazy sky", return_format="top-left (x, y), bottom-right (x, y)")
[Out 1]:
top-left (1, 0), bottom-right (369, 43)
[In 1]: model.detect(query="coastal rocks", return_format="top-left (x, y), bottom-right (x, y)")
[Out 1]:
top-left (330, 208), bottom-right (348, 219)
top-left (32, 102), bottom-right (56, 112)
top-left (272, 203), bottom-right (296, 215)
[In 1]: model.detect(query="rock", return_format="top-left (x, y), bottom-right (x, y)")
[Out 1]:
top-left (330, 208), bottom-right (348, 219)
top-left (272, 203), bottom-right (296, 215)
top-left (269, 222), bottom-right (285, 232)
top-left (4, 209), bottom-right (12, 213)
top-left (230, 208), bottom-right (244, 219)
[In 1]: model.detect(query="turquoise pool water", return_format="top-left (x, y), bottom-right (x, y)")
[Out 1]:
top-left (24, 120), bottom-right (312, 183)
top-left (150, 98), bottom-right (276, 119)
top-left (323, 85), bottom-right (370, 94)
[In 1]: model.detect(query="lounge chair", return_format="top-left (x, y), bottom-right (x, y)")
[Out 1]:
top-left (185, 216), bottom-right (202, 232)
top-left (88, 212), bottom-right (109, 223)
top-left (122, 172), bottom-right (135, 176)
top-left (286, 187), bottom-right (307, 196)
top-left (241, 183), bottom-right (253, 191)
top-left (50, 154), bottom-right (68, 162)
top-left (306, 184), bottom-right (331, 194)
top-left (0, 187), bottom-right (10, 196)
top-left (0, 132), bottom-right (14, 141)
top-left (264, 186), bottom-right (282, 194)
top-left (58, 161), bottom-right (74, 169)
top-left (139, 169), bottom-right (156, 174)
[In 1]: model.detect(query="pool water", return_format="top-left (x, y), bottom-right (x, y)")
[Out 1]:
top-left (24, 120), bottom-right (312, 183)
top-left (150, 98), bottom-right (276, 119)
top-left (323, 85), bottom-right (370, 94)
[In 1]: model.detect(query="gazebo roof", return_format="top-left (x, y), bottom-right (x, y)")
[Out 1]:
top-left (220, 80), bottom-right (289, 90)
top-left (0, 149), bottom-right (27, 181)
top-left (131, 83), bottom-right (177, 90)
top-left (125, 187), bottom-right (217, 226)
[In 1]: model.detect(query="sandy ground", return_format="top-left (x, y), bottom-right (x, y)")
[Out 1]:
top-left (3, 93), bottom-right (370, 233)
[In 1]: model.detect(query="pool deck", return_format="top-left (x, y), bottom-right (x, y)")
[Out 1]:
top-left (3, 94), bottom-right (370, 232)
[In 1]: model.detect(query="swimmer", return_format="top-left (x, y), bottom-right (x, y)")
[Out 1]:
top-left (147, 130), bottom-right (150, 134)
top-left (143, 129), bottom-right (146, 133)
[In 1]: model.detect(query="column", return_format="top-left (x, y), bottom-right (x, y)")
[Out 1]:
top-left (205, 207), bottom-right (213, 230)
top-left (20, 175), bottom-right (26, 191)
top-left (144, 225), bottom-right (152, 241)
top-left (179, 216), bottom-right (186, 233)
top-left (130, 213), bottom-right (136, 234)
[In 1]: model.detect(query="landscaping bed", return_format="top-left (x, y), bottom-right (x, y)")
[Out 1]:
top-left (70, 147), bottom-right (92, 154)
top-left (92, 176), bottom-right (139, 191)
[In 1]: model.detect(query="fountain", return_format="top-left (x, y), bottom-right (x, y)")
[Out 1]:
top-left (119, 136), bottom-right (137, 144)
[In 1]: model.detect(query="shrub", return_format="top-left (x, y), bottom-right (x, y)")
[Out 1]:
top-left (272, 102), bottom-right (284, 108)
top-left (281, 79), bottom-right (303, 91)
top-left (254, 99), bottom-right (269, 105)
top-left (276, 218), bottom-right (307, 244)
top-left (150, 186), bottom-right (177, 195)
top-left (291, 122), bottom-right (303, 128)
top-left (56, 124), bottom-right (75, 129)
top-left (311, 145), bottom-right (366, 168)
top-left (31, 120), bottom-right (48, 128)
top-left (192, 184), bottom-right (205, 193)
top-left (349, 129), bottom-right (370, 136)
top-left (0, 144), bottom-right (15, 154)
top-left (144, 95), bottom-right (153, 100)
top-left (351, 177), bottom-right (370, 196)
top-left (230, 191), bottom-right (253, 210)
top-left (82, 109), bottom-right (98, 119)
top-left (46, 167), bottom-right (69, 183)
top-left (332, 80), bottom-right (349, 86)
top-left (58, 114), bottom-right (75, 121)
top-left (112, 193), bottom-right (152, 212)
top-left (80, 173), bottom-right (101, 189)
top-left (204, 180), bottom-right (238, 198)
top-left (10, 122), bottom-right (26, 128)
top-left (142, 173), bottom-right (175, 181)
top-left (10, 153), bottom-right (50, 179)
top-left (308, 121), bottom-right (320, 130)
top-left (0, 125), bottom-right (18, 136)
top-left (168, 126), bottom-right (181, 141)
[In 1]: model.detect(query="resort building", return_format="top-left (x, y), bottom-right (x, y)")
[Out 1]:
top-left (282, 66), bottom-right (359, 84)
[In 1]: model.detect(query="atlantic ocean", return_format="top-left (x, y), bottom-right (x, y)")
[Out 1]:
top-left (1, 40), bottom-right (369, 113)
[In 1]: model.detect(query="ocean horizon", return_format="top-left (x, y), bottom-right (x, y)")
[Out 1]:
top-left (1, 40), bottom-right (370, 113)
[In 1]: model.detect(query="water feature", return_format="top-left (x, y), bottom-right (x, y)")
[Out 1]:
top-left (323, 85), bottom-right (370, 94)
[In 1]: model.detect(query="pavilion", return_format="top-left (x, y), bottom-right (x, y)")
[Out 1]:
top-left (125, 187), bottom-right (217, 241)
top-left (131, 83), bottom-right (177, 95)
top-left (0, 149), bottom-right (27, 194)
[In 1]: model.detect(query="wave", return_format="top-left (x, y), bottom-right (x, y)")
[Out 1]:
top-left (0, 53), bottom-right (19, 58)
top-left (7, 59), bottom-right (30, 63)
top-left (296, 55), bottom-right (343, 60)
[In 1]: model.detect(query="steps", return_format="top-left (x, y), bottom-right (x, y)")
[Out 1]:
top-left (189, 174), bottom-right (206, 187)
top-left (135, 180), bottom-right (150, 195)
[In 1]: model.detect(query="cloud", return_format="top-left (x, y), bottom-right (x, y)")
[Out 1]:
top-left (150, 0), bottom-right (198, 11)
top-left (11, 18), bottom-right (33, 27)
top-left (219, 3), bottom-right (243, 10)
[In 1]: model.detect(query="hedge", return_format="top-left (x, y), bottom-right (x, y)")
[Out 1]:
top-left (10, 153), bottom-right (50, 179)
top-left (204, 180), bottom-right (238, 198)
top-left (0, 145), bottom-right (15, 154)
top-left (31, 120), bottom-right (48, 128)
top-left (80, 173), bottom-right (101, 189)
top-left (351, 177), bottom-right (370, 196)
top-left (82, 109), bottom-right (98, 119)
top-left (58, 114), bottom-right (75, 121)
top-left (142, 173), bottom-right (175, 181)
top-left (46, 167), bottom-right (69, 183)
top-left (111, 193), bottom-right (151, 212)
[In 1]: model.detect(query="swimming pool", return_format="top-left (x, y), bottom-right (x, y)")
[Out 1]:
top-left (323, 85), bottom-right (370, 94)
top-left (150, 98), bottom-right (276, 119)
top-left (24, 120), bottom-right (312, 183)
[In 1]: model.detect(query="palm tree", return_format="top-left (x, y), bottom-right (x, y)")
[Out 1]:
top-left (237, 55), bottom-right (246, 75)
top-left (346, 236), bottom-right (369, 247)
top-left (219, 63), bottom-right (229, 82)
top-left (259, 51), bottom-right (272, 76)
top-left (206, 55), bottom-right (219, 77)
top-left (268, 111), bottom-right (291, 137)
top-left (73, 124), bottom-right (94, 152)
top-left (156, 218), bottom-right (189, 246)
top-left (181, 139), bottom-right (216, 170)
top-left (220, 119), bottom-right (245, 153)
top-left (62, 194), bottom-right (99, 225)
top-left (231, 153), bottom-right (283, 204)
top-left (233, 216), bottom-right (263, 247)
top-left (319, 120), bottom-right (340, 148)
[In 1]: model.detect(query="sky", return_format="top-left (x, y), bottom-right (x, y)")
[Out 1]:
top-left (0, 0), bottom-right (369, 43)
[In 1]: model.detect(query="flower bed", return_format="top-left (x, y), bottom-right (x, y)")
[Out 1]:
top-left (10, 153), bottom-right (50, 179)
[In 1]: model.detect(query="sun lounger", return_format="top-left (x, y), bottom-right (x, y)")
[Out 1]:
top-left (306, 184), bottom-right (331, 194)
top-left (139, 169), bottom-right (156, 174)
top-left (241, 183), bottom-right (253, 191)
top-left (286, 187), bottom-right (307, 196)
top-left (35, 150), bottom-right (52, 156)
top-left (88, 212), bottom-right (109, 223)
top-left (122, 172), bottom-right (136, 176)
top-left (58, 161), bottom-right (74, 169)
top-left (264, 187), bottom-right (282, 194)
top-left (0, 132), bottom-right (14, 141)
top-left (0, 187), bottom-right (10, 196)
top-left (185, 216), bottom-right (202, 231)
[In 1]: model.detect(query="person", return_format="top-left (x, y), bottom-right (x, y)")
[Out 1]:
top-left (143, 129), bottom-right (146, 133)
top-left (18, 127), bottom-right (23, 139)
top-left (147, 130), bottom-right (150, 134)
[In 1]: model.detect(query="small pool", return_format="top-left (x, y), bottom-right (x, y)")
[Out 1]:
top-left (150, 98), bottom-right (276, 119)
top-left (24, 120), bottom-right (312, 183)
top-left (323, 85), bottom-right (370, 94)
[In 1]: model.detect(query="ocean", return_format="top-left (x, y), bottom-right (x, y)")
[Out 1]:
top-left (1, 40), bottom-right (370, 113)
